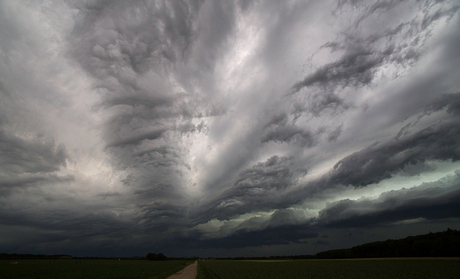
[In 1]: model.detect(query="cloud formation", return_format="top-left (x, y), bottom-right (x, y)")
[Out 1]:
top-left (316, 170), bottom-right (460, 227)
top-left (1, 0), bottom-right (460, 257)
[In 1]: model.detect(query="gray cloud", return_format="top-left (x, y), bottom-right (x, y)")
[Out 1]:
top-left (425, 92), bottom-right (460, 116)
top-left (312, 239), bottom-right (330, 246)
top-left (0, 129), bottom-right (66, 174)
top-left (0, 121), bottom-right (69, 195)
top-left (67, 0), bottom-right (210, 230)
top-left (182, 92), bottom-right (460, 240)
top-left (70, 0), bottom-right (210, 147)
top-left (205, 225), bottom-right (316, 248)
top-left (316, 171), bottom-right (460, 228)
top-left (327, 125), bottom-right (343, 142)
top-left (193, 156), bottom-right (307, 222)
top-left (267, 208), bottom-right (309, 228)
top-left (421, 5), bottom-right (460, 29)
top-left (234, 156), bottom-right (307, 191)
top-left (106, 129), bottom-right (166, 149)
top-left (291, 93), bottom-right (352, 118)
top-left (175, 225), bottom-right (318, 250)
top-left (0, 208), bottom-right (136, 254)
top-left (262, 125), bottom-right (316, 148)
top-left (291, 48), bottom-right (390, 93)
top-left (71, 0), bottom-right (202, 75)
top-left (290, 0), bottom-right (459, 122)
top-left (330, 119), bottom-right (460, 187)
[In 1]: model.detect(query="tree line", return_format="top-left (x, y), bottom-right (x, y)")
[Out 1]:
top-left (315, 228), bottom-right (460, 259)
top-left (146, 252), bottom-right (167, 261)
top-left (211, 228), bottom-right (460, 260)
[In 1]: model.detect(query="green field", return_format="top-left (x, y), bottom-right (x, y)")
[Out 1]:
top-left (0, 259), bottom-right (193, 279)
top-left (197, 258), bottom-right (460, 279)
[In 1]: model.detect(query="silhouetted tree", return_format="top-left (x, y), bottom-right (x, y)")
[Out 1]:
top-left (146, 252), bottom-right (167, 261)
top-left (315, 229), bottom-right (460, 259)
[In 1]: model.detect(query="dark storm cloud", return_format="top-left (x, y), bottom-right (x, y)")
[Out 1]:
top-left (193, 91), bottom-right (460, 226)
top-left (262, 125), bottom-right (316, 148)
top-left (67, 1), bottom-right (213, 227)
top-left (136, 201), bottom-right (190, 232)
top-left (68, 0), bottom-right (231, 175)
top-left (189, 169), bottom-right (460, 248)
top-left (0, 208), bottom-right (136, 254)
top-left (0, 174), bottom-right (74, 196)
top-left (267, 208), bottom-right (308, 228)
top-left (312, 239), bottom-right (330, 246)
top-left (69, 0), bottom-right (242, 122)
top-left (70, 0), bottom-right (209, 139)
top-left (223, 91), bottom-right (460, 216)
top-left (316, 171), bottom-right (460, 228)
top-left (174, 208), bottom-right (317, 250)
top-left (0, 129), bottom-right (67, 174)
top-left (291, 48), bottom-right (390, 93)
top-left (329, 119), bottom-right (460, 187)
top-left (71, 0), bottom-right (203, 76)
top-left (198, 225), bottom-right (316, 249)
top-left (131, 146), bottom-right (183, 168)
top-left (261, 113), bottom-right (323, 148)
top-left (123, 173), bottom-right (185, 203)
top-left (106, 129), bottom-right (166, 148)
top-left (234, 156), bottom-right (307, 191)
top-left (179, 167), bottom-right (460, 249)
top-left (424, 92), bottom-right (460, 116)
top-left (264, 113), bottom-right (288, 127)
top-left (191, 90), bottom-right (460, 226)
top-left (320, 92), bottom-right (460, 188)
top-left (170, 224), bottom-right (318, 250)
top-left (192, 156), bottom-right (307, 222)
top-left (0, 210), bottom-right (130, 238)
top-left (0, 121), bottom-right (70, 194)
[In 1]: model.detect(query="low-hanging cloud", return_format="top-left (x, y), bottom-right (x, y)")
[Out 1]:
top-left (316, 170), bottom-right (460, 228)
top-left (330, 118), bottom-right (460, 187)
top-left (191, 156), bottom-right (308, 222)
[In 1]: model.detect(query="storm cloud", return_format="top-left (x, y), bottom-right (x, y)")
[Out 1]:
top-left (316, 170), bottom-right (460, 228)
top-left (1, 0), bottom-right (460, 257)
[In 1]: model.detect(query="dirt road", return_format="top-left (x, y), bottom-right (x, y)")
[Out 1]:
top-left (166, 261), bottom-right (197, 279)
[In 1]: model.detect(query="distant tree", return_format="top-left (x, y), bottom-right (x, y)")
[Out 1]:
top-left (314, 228), bottom-right (460, 259)
top-left (157, 253), bottom-right (167, 261)
top-left (146, 253), bottom-right (157, 261)
top-left (146, 252), bottom-right (167, 261)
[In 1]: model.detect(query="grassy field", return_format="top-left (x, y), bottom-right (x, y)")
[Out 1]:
top-left (0, 259), bottom-right (193, 279)
top-left (197, 258), bottom-right (460, 279)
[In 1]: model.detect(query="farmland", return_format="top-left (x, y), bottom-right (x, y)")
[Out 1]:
top-left (197, 258), bottom-right (460, 279)
top-left (0, 259), bottom-right (193, 279)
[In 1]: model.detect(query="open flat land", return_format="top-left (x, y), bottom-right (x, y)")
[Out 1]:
top-left (0, 259), bottom-right (193, 279)
top-left (197, 258), bottom-right (460, 279)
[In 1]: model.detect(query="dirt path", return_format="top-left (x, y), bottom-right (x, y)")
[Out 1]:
top-left (166, 261), bottom-right (197, 279)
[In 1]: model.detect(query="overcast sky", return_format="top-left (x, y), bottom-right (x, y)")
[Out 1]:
top-left (1, 0), bottom-right (460, 258)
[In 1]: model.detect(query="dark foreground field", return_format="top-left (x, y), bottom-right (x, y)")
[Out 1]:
top-left (0, 259), bottom-right (193, 279)
top-left (197, 258), bottom-right (460, 279)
